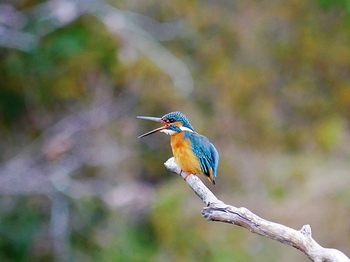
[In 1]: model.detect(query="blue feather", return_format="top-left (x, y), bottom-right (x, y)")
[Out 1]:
top-left (184, 131), bottom-right (219, 182)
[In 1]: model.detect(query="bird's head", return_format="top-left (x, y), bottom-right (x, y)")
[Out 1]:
top-left (137, 111), bottom-right (195, 138)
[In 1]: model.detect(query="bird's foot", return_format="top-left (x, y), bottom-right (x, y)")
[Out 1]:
top-left (182, 171), bottom-right (193, 181)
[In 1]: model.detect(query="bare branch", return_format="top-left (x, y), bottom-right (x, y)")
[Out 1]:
top-left (164, 157), bottom-right (350, 262)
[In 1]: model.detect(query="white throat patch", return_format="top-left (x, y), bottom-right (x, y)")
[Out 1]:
top-left (160, 126), bottom-right (194, 136)
top-left (160, 129), bottom-right (176, 135)
top-left (180, 126), bottom-right (194, 133)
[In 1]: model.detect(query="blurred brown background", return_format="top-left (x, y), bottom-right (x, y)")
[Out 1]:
top-left (0, 0), bottom-right (349, 261)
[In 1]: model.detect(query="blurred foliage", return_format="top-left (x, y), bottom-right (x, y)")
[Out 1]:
top-left (0, 0), bottom-right (350, 261)
top-left (0, 197), bottom-right (42, 262)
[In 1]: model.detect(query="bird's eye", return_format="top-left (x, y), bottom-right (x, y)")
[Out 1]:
top-left (168, 118), bottom-right (174, 123)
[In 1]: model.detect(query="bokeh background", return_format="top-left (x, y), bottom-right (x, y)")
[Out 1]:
top-left (1, 0), bottom-right (350, 261)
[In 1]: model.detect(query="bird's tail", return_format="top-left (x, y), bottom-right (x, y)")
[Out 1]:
top-left (208, 168), bottom-right (216, 185)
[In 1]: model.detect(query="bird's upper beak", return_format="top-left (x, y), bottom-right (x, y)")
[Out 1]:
top-left (137, 116), bottom-right (169, 138)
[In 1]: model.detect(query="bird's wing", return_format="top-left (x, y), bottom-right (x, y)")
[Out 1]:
top-left (186, 133), bottom-right (219, 178)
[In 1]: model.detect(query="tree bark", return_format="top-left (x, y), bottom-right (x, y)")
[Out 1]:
top-left (164, 157), bottom-right (350, 262)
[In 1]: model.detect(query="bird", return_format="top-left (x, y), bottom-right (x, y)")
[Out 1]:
top-left (137, 111), bottom-right (219, 184)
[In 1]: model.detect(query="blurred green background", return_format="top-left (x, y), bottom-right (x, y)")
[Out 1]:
top-left (0, 0), bottom-right (350, 261)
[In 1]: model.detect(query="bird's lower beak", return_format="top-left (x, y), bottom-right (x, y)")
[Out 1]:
top-left (137, 116), bottom-right (168, 138)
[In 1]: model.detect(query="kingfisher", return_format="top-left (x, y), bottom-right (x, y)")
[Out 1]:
top-left (137, 111), bottom-right (219, 184)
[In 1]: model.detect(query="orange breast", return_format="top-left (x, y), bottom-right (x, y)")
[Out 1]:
top-left (170, 132), bottom-right (202, 175)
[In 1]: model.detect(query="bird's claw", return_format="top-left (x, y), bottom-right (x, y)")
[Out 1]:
top-left (183, 171), bottom-right (192, 180)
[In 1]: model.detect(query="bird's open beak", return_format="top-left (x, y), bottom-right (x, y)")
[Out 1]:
top-left (137, 116), bottom-right (168, 138)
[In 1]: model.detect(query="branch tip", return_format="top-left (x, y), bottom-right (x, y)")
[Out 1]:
top-left (300, 224), bottom-right (312, 237)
